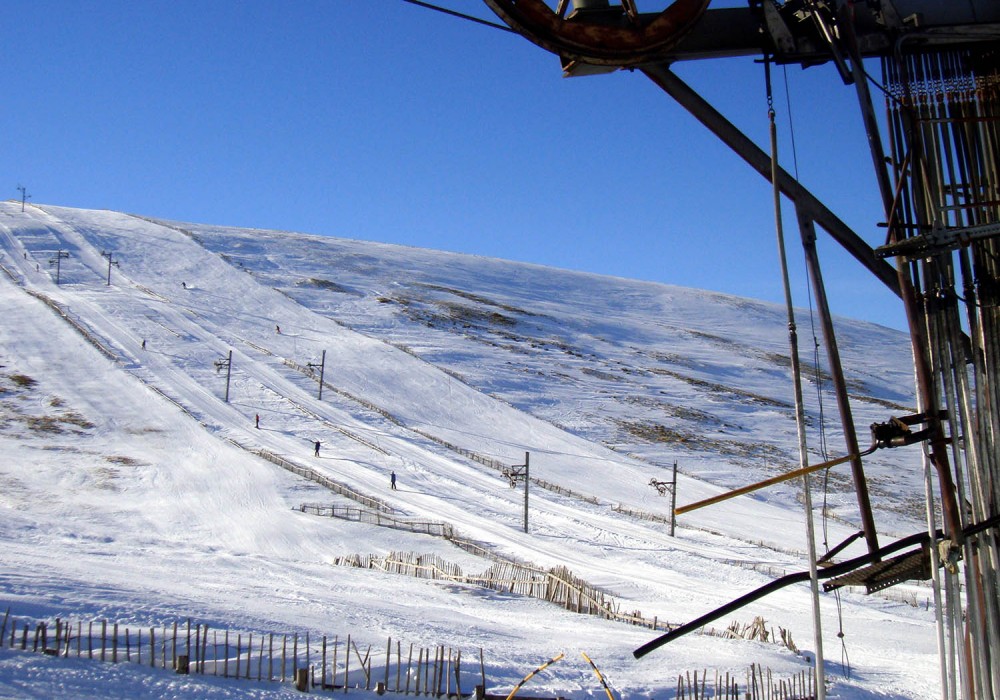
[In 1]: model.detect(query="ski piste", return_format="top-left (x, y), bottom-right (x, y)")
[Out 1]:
top-left (505, 653), bottom-right (565, 700)
top-left (581, 652), bottom-right (616, 700)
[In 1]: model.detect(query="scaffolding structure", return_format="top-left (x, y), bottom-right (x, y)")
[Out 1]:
top-left (878, 48), bottom-right (1000, 700)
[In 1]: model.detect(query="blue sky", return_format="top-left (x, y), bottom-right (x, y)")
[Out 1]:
top-left (4, 1), bottom-right (907, 331)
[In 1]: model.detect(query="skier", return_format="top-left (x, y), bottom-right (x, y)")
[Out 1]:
top-left (390, 471), bottom-right (397, 490)
top-left (314, 440), bottom-right (321, 457)
top-left (255, 414), bottom-right (260, 429)
top-left (141, 339), bottom-right (146, 351)
top-left (276, 324), bottom-right (281, 334)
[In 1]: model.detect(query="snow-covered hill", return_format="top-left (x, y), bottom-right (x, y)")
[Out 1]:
top-left (0, 202), bottom-right (941, 699)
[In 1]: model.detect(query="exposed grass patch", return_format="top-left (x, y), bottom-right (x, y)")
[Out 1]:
top-left (10, 374), bottom-right (36, 388)
top-left (617, 419), bottom-right (786, 461)
top-left (106, 455), bottom-right (143, 466)
top-left (296, 277), bottom-right (357, 294)
top-left (649, 368), bottom-right (791, 408)
top-left (623, 396), bottom-right (727, 426)
top-left (415, 283), bottom-right (534, 316)
top-left (25, 416), bottom-right (63, 434)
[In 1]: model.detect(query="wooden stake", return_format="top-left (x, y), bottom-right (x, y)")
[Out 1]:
top-left (257, 634), bottom-right (264, 681)
top-left (415, 648), bottom-right (423, 696)
top-left (406, 643), bottom-right (414, 695)
top-left (202, 624), bottom-right (209, 674)
top-left (322, 636), bottom-right (328, 689)
top-left (0, 607), bottom-right (8, 648)
top-left (385, 636), bottom-right (392, 689)
top-left (345, 634), bottom-right (351, 693)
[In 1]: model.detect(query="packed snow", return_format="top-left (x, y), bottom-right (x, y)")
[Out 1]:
top-left (0, 202), bottom-right (943, 698)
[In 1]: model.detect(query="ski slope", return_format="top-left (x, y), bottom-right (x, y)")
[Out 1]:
top-left (0, 202), bottom-right (943, 699)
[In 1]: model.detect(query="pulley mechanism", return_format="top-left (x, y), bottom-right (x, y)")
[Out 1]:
top-left (482, 0), bottom-right (709, 67)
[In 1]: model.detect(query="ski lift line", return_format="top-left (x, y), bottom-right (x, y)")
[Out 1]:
top-left (400, 0), bottom-right (516, 33)
top-left (673, 449), bottom-right (871, 516)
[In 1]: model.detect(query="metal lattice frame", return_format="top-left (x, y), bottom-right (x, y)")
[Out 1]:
top-left (881, 47), bottom-right (1000, 700)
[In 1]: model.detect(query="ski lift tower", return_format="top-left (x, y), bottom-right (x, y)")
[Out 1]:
top-left (481, 1), bottom-right (1000, 698)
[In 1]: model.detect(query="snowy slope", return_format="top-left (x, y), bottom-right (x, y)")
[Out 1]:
top-left (0, 202), bottom-right (943, 699)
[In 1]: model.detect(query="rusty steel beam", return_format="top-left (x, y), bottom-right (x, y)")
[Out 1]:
top-left (482, 0), bottom-right (709, 66)
top-left (640, 63), bottom-right (902, 297)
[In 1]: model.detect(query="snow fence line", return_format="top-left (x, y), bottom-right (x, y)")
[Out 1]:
top-left (0, 608), bottom-right (501, 698)
top-left (0, 608), bottom-right (819, 700)
top-left (258, 449), bottom-right (394, 514)
top-left (24, 289), bottom-right (119, 362)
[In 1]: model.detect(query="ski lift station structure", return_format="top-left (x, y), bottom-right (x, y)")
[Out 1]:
top-left (476, 2), bottom-right (1000, 699)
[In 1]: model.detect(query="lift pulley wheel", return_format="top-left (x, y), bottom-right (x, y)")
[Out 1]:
top-left (482, 0), bottom-right (709, 66)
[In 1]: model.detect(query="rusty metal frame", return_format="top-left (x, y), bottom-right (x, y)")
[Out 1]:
top-left (481, 0), bottom-right (710, 66)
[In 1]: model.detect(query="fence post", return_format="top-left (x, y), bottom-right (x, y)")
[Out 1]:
top-left (202, 624), bottom-right (210, 674)
top-left (344, 634), bottom-right (351, 693)
top-left (258, 634), bottom-right (265, 682)
top-left (385, 637), bottom-right (392, 689)
top-left (0, 607), bottom-right (8, 648)
top-left (296, 667), bottom-right (310, 692)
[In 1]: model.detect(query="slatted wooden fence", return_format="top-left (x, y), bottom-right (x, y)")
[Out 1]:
top-left (331, 552), bottom-right (662, 631)
top-left (304, 505), bottom-right (454, 538)
top-left (0, 608), bottom-right (484, 696)
top-left (675, 666), bottom-right (815, 700)
top-left (1, 606), bottom-right (816, 699)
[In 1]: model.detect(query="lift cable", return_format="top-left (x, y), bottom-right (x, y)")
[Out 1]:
top-left (400, 0), bottom-right (517, 34)
top-left (780, 54), bottom-right (852, 679)
top-left (765, 54), bottom-right (827, 699)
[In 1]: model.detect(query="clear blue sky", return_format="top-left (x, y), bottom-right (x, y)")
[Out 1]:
top-left (4, 1), bottom-right (907, 331)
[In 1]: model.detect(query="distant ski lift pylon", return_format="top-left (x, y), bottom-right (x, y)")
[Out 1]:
top-left (503, 463), bottom-right (527, 488)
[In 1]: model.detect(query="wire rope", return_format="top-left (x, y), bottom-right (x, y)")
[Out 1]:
top-left (400, 0), bottom-right (517, 33)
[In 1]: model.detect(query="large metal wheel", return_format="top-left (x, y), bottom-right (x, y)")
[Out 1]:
top-left (482, 0), bottom-right (710, 66)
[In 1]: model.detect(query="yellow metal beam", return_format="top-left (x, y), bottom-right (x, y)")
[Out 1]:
top-left (674, 453), bottom-right (857, 516)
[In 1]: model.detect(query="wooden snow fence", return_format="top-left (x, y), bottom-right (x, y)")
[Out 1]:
top-left (0, 608), bottom-right (486, 697)
top-left (611, 503), bottom-right (671, 526)
top-left (259, 450), bottom-right (394, 513)
top-left (422, 437), bottom-right (601, 507)
top-left (674, 666), bottom-right (815, 700)
top-left (307, 505), bottom-right (455, 538)
top-left (332, 553), bottom-right (662, 631)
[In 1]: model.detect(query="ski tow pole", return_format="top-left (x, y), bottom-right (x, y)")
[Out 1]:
top-left (581, 652), bottom-right (616, 700)
top-left (505, 653), bottom-right (565, 700)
